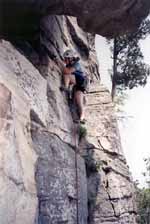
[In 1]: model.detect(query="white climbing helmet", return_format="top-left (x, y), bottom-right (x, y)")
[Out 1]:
top-left (63, 49), bottom-right (76, 59)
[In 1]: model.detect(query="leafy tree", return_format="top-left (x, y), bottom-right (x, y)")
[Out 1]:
top-left (136, 188), bottom-right (150, 224)
top-left (109, 18), bottom-right (150, 100)
top-left (143, 158), bottom-right (150, 188)
top-left (136, 157), bottom-right (150, 224)
top-left (113, 88), bottom-right (130, 121)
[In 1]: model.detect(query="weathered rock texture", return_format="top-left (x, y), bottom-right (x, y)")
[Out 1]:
top-left (1, 0), bottom-right (150, 38)
top-left (80, 84), bottom-right (137, 223)
top-left (0, 14), bottom-right (137, 224)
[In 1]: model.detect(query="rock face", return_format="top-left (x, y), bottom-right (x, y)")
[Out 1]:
top-left (1, 0), bottom-right (150, 38)
top-left (81, 84), bottom-right (137, 223)
top-left (0, 15), bottom-right (137, 224)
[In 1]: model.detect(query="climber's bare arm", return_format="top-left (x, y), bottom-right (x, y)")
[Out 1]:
top-left (63, 66), bottom-right (75, 75)
top-left (54, 58), bottom-right (65, 72)
top-left (55, 58), bottom-right (75, 76)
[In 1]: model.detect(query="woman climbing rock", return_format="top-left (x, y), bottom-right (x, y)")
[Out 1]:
top-left (56, 49), bottom-right (88, 124)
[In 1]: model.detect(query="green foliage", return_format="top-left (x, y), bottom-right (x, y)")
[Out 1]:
top-left (78, 125), bottom-right (87, 140)
top-left (84, 155), bottom-right (102, 174)
top-left (95, 161), bottom-right (103, 172)
top-left (114, 40), bottom-right (150, 89)
top-left (136, 188), bottom-right (150, 224)
top-left (114, 88), bottom-right (128, 111)
top-left (143, 157), bottom-right (150, 188)
top-left (109, 18), bottom-right (150, 91)
top-left (136, 157), bottom-right (150, 224)
top-left (113, 88), bottom-right (133, 122)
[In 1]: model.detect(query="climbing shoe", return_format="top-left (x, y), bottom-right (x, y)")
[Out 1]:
top-left (79, 119), bottom-right (86, 124)
top-left (60, 86), bottom-right (70, 93)
top-left (73, 119), bottom-right (80, 124)
top-left (73, 118), bottom-right (86, 124)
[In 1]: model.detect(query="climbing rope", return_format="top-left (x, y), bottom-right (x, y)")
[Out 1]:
top-left (73, 122), bottom-right (79, 224)
top-left (71, 34), bottom-right (92, 224)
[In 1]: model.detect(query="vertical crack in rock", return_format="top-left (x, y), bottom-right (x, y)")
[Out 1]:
top-left (40, 15), bottom-right (66, 59)
top-left (30, 110), bottom-right (46, 128)
top-left (54, 16), bottom-right (69, 47)
top-left (0, 84), bottom-right (25, 188)
top-left (66, 17), bottom-right (89, 58)
top-left (30, 110), bottom-right (87, 224)
top-left (46, 83), bottom-right (60, 119)
top-left (105, 185), bottom-right (119, 219)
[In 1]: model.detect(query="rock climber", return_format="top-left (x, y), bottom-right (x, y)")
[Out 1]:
top-left (56, 49), bottom-right (87, 124)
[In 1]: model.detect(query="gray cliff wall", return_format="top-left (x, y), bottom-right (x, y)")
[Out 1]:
top-left (0, 16), bottom-right (136, 224)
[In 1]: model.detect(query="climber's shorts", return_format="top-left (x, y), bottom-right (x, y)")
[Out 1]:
top-left (73, 71), bottom-right (86, 93)
top-left (74, 84), bottom-right (85, 93)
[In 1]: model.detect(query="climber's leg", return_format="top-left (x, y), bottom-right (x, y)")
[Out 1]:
top-left (60, 67), bottom-right (76, 91)
top-left (74, 90), bottom-right (85, 122)
top-left (64, 74), bottom-right (76, 88)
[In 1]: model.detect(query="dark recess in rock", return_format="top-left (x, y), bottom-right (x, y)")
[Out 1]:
top-left (0, 0), bottom-right (150, 39)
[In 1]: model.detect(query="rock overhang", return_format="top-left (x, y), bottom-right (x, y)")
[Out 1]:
top-left (0, 0), bottom-right (150, 38)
